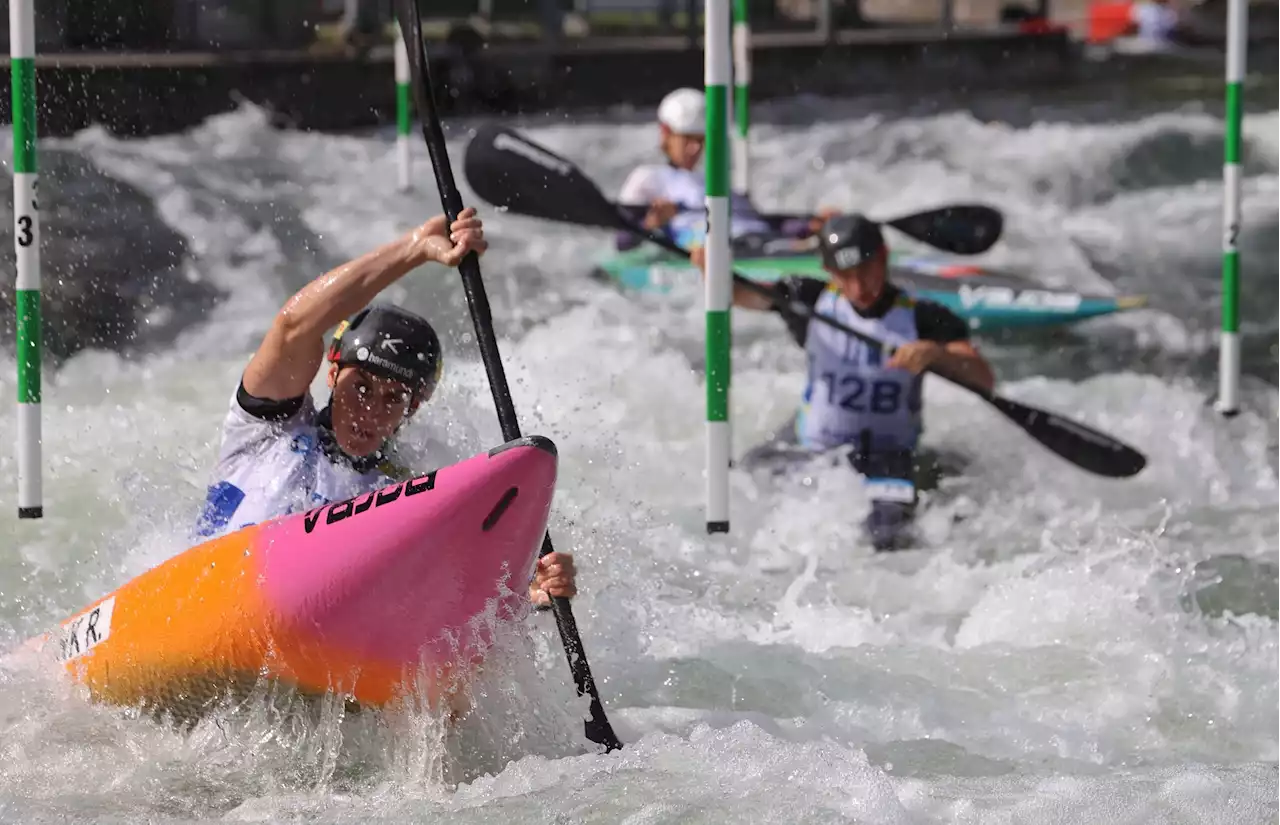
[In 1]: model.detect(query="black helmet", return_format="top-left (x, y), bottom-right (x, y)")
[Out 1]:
top-left (327, 304), bottom-right (444, 405)
top-left (818, 213), bottom-right (885, 271)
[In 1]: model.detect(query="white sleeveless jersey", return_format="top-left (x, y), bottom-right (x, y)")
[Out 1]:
top-left (618, 163), bottom-right (771, 240)
top-left (796, 286), bottom-right (924, 452)
top-left (193, 390), bottom-right (395, 540)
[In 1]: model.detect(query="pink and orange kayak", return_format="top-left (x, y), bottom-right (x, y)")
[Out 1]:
top-left (30, 435), bottom-right (559, 720)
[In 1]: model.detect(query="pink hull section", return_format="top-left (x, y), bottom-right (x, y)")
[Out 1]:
top-left (258, 435), bottom-right (558, 667)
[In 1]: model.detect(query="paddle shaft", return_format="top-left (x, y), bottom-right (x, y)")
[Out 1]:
top-left (619, 202), bottom-right (813, 227)
top-left (394, 0), bottom-right (622, 752)
top-left (461, 124), bottom-right (1003, 255)
top-left (614, 202), bottom-right (1002, 256)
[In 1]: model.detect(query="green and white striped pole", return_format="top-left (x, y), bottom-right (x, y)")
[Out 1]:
top-left (11, 0), bottom-right (42, 518)
top-left (730, 0), bottom-right (751, 197)
top-left (1216, 0), bottom-right (1245, 418)
top-left (706, 0), bottom-right (732, 534)
top-left (394, 21), bottom-right (412, 192)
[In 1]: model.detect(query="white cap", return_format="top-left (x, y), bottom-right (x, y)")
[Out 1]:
top-left (657, 88), bottom-right (705, 136)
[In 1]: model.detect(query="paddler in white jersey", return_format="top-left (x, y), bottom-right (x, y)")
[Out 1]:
top-left (194, 207), bottom-right (577, 606)
top-left (693, 214), bottom-right (995, 551)
top-left (616, 87), bottom-right (838, 252)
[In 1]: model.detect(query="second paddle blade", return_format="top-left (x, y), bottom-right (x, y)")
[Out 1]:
top-left (887, 205), bottom-right (1004, 256)
top-left (992, 395), bottom-right (1147, 478)
top-left (463, 124), bottom-right (622, 230)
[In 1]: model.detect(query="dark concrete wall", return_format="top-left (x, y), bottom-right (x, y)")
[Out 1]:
top-left (0, 29), bottom-right (1080, 138)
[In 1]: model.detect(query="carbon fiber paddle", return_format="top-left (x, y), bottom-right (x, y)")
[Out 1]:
top-left (464, 123), bottom-right (1004, 255)
top-left (393, 0), bottom-right (623, 752)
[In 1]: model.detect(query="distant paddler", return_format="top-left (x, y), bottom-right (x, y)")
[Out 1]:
top-left (616, 87), bottom-right (840, 252)
top-left (193, 207), bottom-right (577, 606)
top-left (693, 213), bottom-right (996, 551)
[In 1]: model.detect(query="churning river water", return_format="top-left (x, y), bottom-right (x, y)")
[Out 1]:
top-left (0, 89), bottom-right (1277, 822)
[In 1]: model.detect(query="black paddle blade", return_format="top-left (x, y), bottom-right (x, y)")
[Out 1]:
top-left (885, 205), bottom-right (1003, 256)
top-left (991, 396), bottom-right (1147, 478)
top-left (464, 124), bottom-right (622, 231)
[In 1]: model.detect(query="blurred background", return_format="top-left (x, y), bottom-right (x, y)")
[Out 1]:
top-left (0, 0), bottom-right (1275, 53)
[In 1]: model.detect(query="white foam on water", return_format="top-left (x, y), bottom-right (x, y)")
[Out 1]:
top-left (0, 101), bottom-right (1275, 822)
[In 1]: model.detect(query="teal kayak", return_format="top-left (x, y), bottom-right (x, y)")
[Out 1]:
top-left (590, 245), bottom-right (1146, 331)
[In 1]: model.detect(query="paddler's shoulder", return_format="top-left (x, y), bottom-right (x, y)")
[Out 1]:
top-left (776, 275), bottom-right (829, 310)
top-left (618, 163), bottom-right (668, 202)
top-left (621, 162), bottom-right (664, 182)
top-left (232, 380), bottom-right (314, 425)
top-left (909, 293), bottom-right (971, 343)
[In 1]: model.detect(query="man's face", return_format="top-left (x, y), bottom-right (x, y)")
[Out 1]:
top-left (661, 125), bottom-right (705, 170)
top-left (827, 249), bottom-right (888, 310)
top-left (328, 366), bottom-right (414, 457)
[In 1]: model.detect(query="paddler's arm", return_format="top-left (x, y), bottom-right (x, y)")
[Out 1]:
top-left (898, 340), bottom-right (996, 394)
top-left (889, 301), bottom-right (996, 393)
top-left (617, 166), bottom-right (681, 250)
top-left (615, 200), bottom-right (681, 251)
top-left (241, 208), bottom-right (487, 402)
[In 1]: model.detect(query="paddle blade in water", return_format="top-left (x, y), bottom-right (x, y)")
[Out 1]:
top-left (886, 205), bottom-right (1004, 255)
top-left (991, 395), bottom-right (1147, 478)
top-left (463, 125), bottom-right (621, 230)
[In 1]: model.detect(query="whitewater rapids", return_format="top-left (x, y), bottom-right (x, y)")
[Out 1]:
top-left (0, 95), bottom-right (1276, 823)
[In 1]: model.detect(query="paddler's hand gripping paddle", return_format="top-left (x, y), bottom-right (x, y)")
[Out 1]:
top-left (393, 0), bottom-right (623, 753)
top-left (463, 125), bottom-right (1146, 480)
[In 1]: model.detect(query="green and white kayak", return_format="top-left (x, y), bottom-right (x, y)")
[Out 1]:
top-left (590, 245), bottom-right (1147, 331)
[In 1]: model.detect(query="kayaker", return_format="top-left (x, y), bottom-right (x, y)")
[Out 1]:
top-left (194, 207), bottom-right (577, 606)
top-left (691, 213), bottom-right (995, 550)
top-left (616, 87), bottom-right (837, 252)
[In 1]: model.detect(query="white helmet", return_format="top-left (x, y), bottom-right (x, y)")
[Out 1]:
top-left (657, 88), bottom-right (705, 136)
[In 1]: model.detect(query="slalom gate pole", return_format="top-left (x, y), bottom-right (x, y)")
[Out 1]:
top-left (395, 22), bottom-right (412, 192)
top-left (705, 0), bottom-right (732, 533)
top-left (731, 0), bottom-right (751, 197)
top-left (1216, 0), bottom-right (1246, 417)
top-left (11, 0), bottom-right (42, 518)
